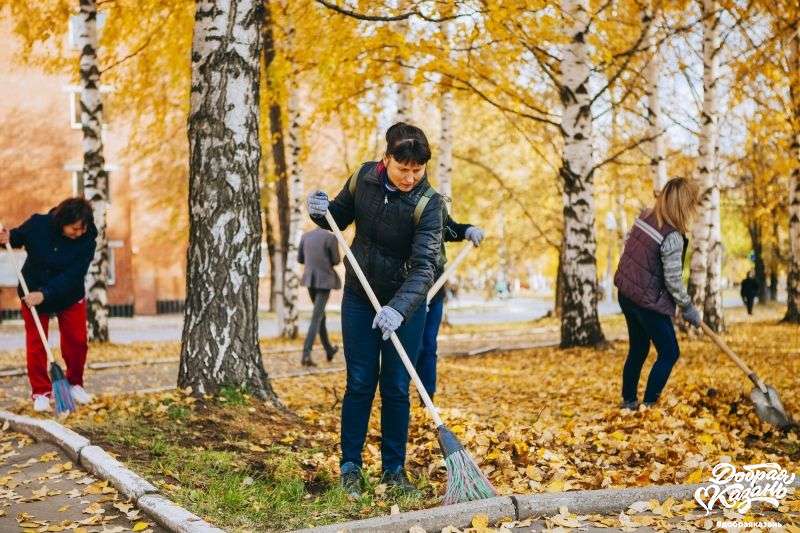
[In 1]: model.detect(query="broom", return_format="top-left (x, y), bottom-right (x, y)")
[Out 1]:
top-left (323, 211), bottom-right (496, 505)
top-left (2, 230), bottom-right (76, 416)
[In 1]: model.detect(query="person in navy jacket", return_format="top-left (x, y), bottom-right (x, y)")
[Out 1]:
top-left (0, 198), bottom-right (97, 412)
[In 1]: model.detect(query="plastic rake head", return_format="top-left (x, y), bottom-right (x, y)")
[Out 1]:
top-left (438, 426), bottom-right (496, 505)
top-left (50, 363), bottom-right (75, 415)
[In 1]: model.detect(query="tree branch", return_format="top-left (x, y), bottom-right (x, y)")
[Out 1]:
top-left (313, 0), bottom-right (475, 23)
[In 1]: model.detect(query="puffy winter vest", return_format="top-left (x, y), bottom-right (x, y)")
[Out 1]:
top-left (614, 210), bottom-right (684, 316)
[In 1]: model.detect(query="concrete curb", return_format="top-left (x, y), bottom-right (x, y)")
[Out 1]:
top-left (0, 410), bottom-right (225, 533)
top-left (294, 496), bottom-right (516, 533)
top-left (79, 445), bottom-right (159, 501)
top-left (0, 410), bottom-right (89, 462)
top-left (294, 477), bottom-right (800, 532)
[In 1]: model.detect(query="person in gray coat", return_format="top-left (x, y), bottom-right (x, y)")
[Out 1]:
top-left (298, 227), bottom-right (341, 366)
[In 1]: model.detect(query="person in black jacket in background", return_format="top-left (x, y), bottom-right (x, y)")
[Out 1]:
top-left (306, 122), bottom-right (443, 497)
top-left (0, 198), bottom-right (97, 412)
top-left (415, 204), bottom-right (484, 400)
top-left (740, 271), bottom-right (759, 315)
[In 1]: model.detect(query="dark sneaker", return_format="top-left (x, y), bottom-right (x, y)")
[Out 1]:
top-left (381, 469), bottom-right (421, 497)
top-left (620, 400), bottom-right (639, 411)
top-left (340, 462), bottom-right (362, 497)
top-left (301, 357), bottom-right (317, 368)
top-left (326, 345), bottom-right (339, 362)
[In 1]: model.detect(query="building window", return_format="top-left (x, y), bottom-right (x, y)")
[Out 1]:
top-left (67, 12), bottom-right (107, 51)
top-left (107, 240), bottom-right (123, 286)
top-left (65, 85), bottom-right (113, 130)
top-left (66, 164), bottom-right (115, 201)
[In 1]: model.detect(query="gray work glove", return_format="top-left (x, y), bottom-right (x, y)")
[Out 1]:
top-left (372, 306), bottom-right (403, 341)
top-left (306, 190), bottom-right (329, 217)
top-left (465, 226), bottom-right (485, 246)
top-left (681, 305), bottom-right (701, 327)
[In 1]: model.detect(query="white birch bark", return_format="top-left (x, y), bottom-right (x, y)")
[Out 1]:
top-left (644, 3), bottom-right (668, 194)
top-left (179, 0), bottom-right (276, 400)
top-left (688, 0), bottom-right (719, 324)
top-left (76, 0), bottom-right (109, 342)
top-left (558, 0), bottom-right (605, 347)
top-left (437, 22), bottom-right (455, 202)
top-left (281, 66), bottom-right (303, 339)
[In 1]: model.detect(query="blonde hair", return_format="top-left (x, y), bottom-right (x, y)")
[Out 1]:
top-left (654, 177), bottom-right (699, 234)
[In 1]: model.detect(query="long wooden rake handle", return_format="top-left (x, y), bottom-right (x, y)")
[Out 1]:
top-left (324, 211), bottom-right (444, 428)
top-left (428, 243), bottom-right (473, 304)
top-left (2, 233), bottom-right (55, 366)
top-left (700, 322), bottom-right (767, 393)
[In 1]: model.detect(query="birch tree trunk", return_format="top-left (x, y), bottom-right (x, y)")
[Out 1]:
top-left (702, 0), bottom-right (723, 332)
top-left (688, 0), bottom-right (719, 324)
top-left (558, 0), bottom-right (605, 348)
top-left (281, 73), bottom-right (303, 339)
top-left (784, 30), bottom-right (800, 322)
top-left (644, 4), bottom-right (667, 194)
top-left (394, 15), bottom-right (413, 123)
top-left (179, 0), bottom-right (276, 400)
top-left (436, 22), bottom-right (455, 202)
top-left (76, 0), bottom-right (109, 342)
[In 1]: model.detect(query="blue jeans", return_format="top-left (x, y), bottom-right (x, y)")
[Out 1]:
top-left (340, 288), bottom-right (427, 473)
top-left (415, 290), bottom-right (445, 399)
top-left (619, 293), bottom-right (680, 404)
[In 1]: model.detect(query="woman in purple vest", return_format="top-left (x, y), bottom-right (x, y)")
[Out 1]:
top-left (613, 178), bottom-right (701, 410)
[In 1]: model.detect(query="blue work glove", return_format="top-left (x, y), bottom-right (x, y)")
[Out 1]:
top-left (465, 226), bottom-right (485, 246)
top-left (681, 305), bottom-right (701, 327)
top-left (306, 191), bottom-right (329, 217)
top-left (372, 306), bottom-right (403, 340)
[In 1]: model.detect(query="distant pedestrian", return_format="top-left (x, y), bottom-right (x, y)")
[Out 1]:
top-left (298, 227), bottom-right (341, 366)
top-left (740, 271), bottom-right (759, 316)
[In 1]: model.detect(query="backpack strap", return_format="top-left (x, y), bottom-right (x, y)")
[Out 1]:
top-left (347, 165), bottom-right (363, 196)
top-left (413, 186), bottom-right (436, 225)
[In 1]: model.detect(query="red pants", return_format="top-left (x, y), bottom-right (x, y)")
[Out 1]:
top-left (21, 299), bottom-right (87, 397)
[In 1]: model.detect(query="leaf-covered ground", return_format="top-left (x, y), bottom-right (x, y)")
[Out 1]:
top-left (10, 313), bottom-right (799, 531)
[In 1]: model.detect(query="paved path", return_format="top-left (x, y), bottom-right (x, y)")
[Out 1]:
top-left (0, 428), bottom-right (166, 532)
top-left (0, 292), bottom-right (757, 350)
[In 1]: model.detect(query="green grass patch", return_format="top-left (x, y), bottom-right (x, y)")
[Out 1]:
top-left (68, 392), bottom-right (432, 532)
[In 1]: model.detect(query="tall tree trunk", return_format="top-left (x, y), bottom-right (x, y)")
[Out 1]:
top-left (180, 0), bottom-right (276, 400)
top-left (705, 184), bottom-right (724, 330)
top-left (784, 29), bottom-right (800, 322)
top-left (688, 0), bottom-right (719, 326)
top-left (554, 237), bottom-right (565, 318)
top-left (278, 2), bottom-right (302, 339)
top-left (395, 16), bottom-right (413, 123)
top-left (264, 185), bottom-right (278, 312)
top-left (644, 3), bottom-right (667, 194)
top-left (436, 22), bottom-right (455, 202)
top-left (263, 1), bottom-right (289, 326)
top-left (748, 222), bottom-right (767, 303)
top-left (558, 0), bottom-right (605, 348)
top-left (77, 0), bottom-right (109, 342)
top-left (281, 73), bottom-right (302, 339)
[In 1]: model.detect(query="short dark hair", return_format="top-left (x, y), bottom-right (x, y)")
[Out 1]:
top-left (385, 122), bottom-right (431, 165)
top-left (52, 197), bottom-right (94, 229)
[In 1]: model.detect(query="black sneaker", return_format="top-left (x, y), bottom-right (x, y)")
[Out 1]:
top-left (381, 469), bottom-right (421, 497)
top-left (620, 400), bottom-right (639, 411)
top-left (326, 345), bottom-right (339, 362)
top-left (340, 462), bottom-right (362, 497)
top-left (301, 357), bottom-right (317, 368)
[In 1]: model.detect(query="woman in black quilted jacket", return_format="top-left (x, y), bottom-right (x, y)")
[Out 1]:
top-left (306, 122), bottom-right (443, 497)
